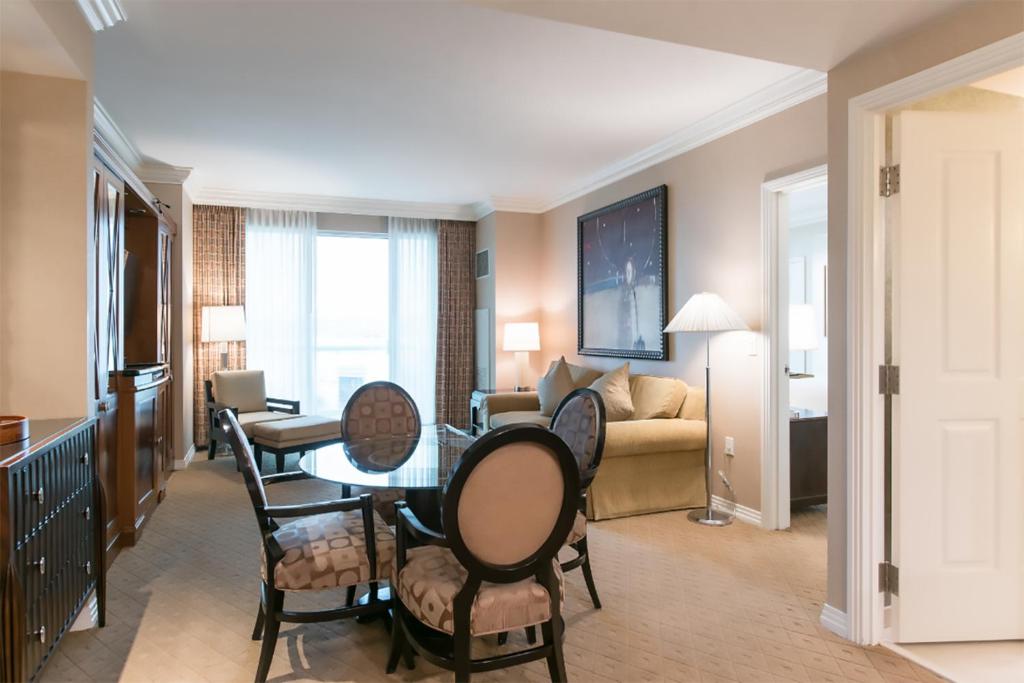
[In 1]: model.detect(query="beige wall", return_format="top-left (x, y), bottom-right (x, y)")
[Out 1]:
top-left (825, 2), bottom-right (1024, 612)
top-left (493, 212), bottom-right (544, 389)
top-left (147, 182), bottom-right (195, 464)
top-left (0, 71), bottom-right (93, 419)
top-left (539, 95), bottom-right (827, 511)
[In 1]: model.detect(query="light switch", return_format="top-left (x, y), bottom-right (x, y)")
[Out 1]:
top-left (724, 436), bottom-right (736, 456)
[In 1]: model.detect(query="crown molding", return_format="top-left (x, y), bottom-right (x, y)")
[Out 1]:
top-left (538, 68), bottom-right (827, 212)
top-left (138, 164), bottom-right (193, 185)
top-left (193, 188), bottom-right (480, 221)
top-left (76, 0), bottom-right (126, 32)
top-left (93, 98), bottom-right (141, 169)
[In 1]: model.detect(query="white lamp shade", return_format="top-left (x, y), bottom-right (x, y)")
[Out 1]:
top-left (789, 304), bottom-right (819, 351)
top-left (201, 305), bottom-right (247, 343)
top-left (663, 292), bottom-right (748, 333)
top-left (502, 322), bottom-right (540, 351)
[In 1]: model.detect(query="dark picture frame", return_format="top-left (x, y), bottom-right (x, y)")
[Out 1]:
top-left (577, 185), bottom-right (668, 360)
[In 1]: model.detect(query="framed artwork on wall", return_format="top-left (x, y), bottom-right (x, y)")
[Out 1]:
top-left (577, 185), bottom-right (668, 360)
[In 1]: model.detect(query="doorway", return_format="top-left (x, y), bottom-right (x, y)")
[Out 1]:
top-left (847, 38), bottom-right (1024, 682)
top-left (761, 165), bottom-right (828, 531)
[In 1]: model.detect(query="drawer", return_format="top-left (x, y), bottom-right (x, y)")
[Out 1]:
top-left (10, 435), bottom-right (94, 546)
top-left (15, 488), bottom-right (96, 606)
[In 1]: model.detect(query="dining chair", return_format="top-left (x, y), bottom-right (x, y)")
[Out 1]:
top-left (387, 423), bottom-right (580, 683)
top-left (341, 380), bottom-right (421, 522)
top-left (550, 388), bottom-right (606, 609)
top-left (219, 409), bottom-right (394, 683)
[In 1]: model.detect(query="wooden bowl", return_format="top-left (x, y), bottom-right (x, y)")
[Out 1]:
top-left (0, 416), bottom-right (29, 445)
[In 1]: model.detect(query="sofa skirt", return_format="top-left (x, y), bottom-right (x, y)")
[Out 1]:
top-left (586, 449), bottom-right (706, 520)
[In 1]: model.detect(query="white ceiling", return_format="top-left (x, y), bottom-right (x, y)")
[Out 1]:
top-left (788, 183), bottom-right (827, 230)
top-left (478, 0), bottom-right (970, 72)
top-left (95, 1), bottom-right (814, 212)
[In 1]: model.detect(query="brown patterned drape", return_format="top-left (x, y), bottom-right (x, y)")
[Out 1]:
top-left (192, 205), bottom-right (246, 448)
top-left (435, 220), bottom-right (476, 428)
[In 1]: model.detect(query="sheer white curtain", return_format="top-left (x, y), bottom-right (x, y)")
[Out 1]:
top-left (245, 209), bottom-right (318, 413)
top-left (388, 217), bottom-right (438, 424)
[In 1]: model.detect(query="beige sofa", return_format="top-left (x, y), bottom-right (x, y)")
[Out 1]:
top-left (479, 363), bottom-right (707, 520)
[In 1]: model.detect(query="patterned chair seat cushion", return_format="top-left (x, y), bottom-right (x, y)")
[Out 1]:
top-left (261, 509), bottom-right (395, 591)
top-left (395, 545), bottom-right (563, 636)
top-left (565, 510), bottom-right (587, 546)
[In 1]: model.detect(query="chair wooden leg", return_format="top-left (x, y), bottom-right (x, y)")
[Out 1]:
top-left (275, 452), bottom-right (284, 474)
top-left (208, 437), bottom-right (217, 459)
top-left (255, 587), bottom-right (283, 683)
top-left (345, 585), bottom-right (356, 608)
top-left (386, 609), bottom-right (404, 674)
top-left (577, 537), bottom-right (602, 609)
top-left (251, 601), bottom-right (264, 641)
top-left (254, 444), bottom-right (263, 474)
top-left (497, 632), bottom-right (508, 646)
top-left (454, 625), bottom-right (472, 683)
top-left (525, 625), bottom-right (537, 644)
top-left (541, 619), bottom-right (567, 683)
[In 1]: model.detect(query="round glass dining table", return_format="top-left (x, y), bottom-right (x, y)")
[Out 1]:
top-left (297, 424), bottom-right (476, 531)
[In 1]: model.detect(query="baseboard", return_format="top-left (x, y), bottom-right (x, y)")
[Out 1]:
top-left (820, 603), bottom-right (850, 640)
top-left (711, 495), bottom-right (762, 526)
top-left (174, 443), bottom-right (196, 471)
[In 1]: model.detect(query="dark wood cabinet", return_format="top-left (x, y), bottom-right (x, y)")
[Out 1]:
top-left (115, 367), bottom-right (170, 547)
top-left (90, 147), bottom-right (176, 560)
top-left (0, 418), bottom-right (105, 682)
top-left (790, 410), bottom-right (828, 508)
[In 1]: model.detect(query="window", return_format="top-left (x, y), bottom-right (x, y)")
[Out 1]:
top-left (314, 233), bottom-right (389, 414)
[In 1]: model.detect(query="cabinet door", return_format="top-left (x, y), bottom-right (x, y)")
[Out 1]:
top-left (157, 229), bottom-right (173, 365)
top-left (133, 389), bottom-right (158, 522)
top-left (93, 161), bottom-right (125, 395)
top-left (96, 398), bottom-right (120, 566)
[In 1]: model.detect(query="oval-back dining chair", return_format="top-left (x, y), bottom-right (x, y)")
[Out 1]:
top-left (550, 387), bottom-right (606, 609)
top-left (387, 424), bottom-right (580, 682)
top-left (219, 409), bottom-right (394, 683)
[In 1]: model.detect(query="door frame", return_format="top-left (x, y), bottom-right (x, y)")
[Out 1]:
top-left (845, 31), bottom-right (1024, 646)
top-left (761, 164), bottom-right (827, 531)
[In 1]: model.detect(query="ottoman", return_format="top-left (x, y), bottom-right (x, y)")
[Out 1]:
top-left (252, 415), bottom-right (342, 473)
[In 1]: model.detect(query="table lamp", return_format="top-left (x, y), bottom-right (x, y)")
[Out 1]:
top-left (664, 292), bottom-right (748, 526)
top-left (201, 305), bottom-right (246, 370)
top-left (503, 322), bottom-right (540, 392)
top-left (788, 304), bottom-right (818, 379)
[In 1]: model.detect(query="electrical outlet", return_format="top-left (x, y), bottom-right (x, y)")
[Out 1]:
top-left (724, 436), bottom-right (736, 456)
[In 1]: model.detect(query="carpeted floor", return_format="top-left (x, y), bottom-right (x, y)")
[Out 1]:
top-left (41, 454), bottom-right (946, 683)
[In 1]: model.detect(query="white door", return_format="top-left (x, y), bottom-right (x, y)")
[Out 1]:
top-left (893, 111), bottom-right (1024, 642)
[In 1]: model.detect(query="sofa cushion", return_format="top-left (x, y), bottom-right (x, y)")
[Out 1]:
top-left (603, 419), bottom-right (706, 458)
top-left (488, 411), bottom-right (552, 429)
top-left (213, 370), bottom-right (267, 413)
top-left (629, 375), bottom-right (687, 420)
top-left (538, 357), bottom-right (574, 417)
top-left (588, 363), bottom-right (633, 422)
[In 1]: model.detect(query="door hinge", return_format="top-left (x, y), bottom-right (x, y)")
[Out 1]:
top-left (879, 364), bottom-right (900, 395)
top-left (879, 561), bottom-right (900, 596)
top-left (880, 164), bottom-right (900, 197)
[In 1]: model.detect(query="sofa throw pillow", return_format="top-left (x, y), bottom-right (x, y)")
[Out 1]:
top-left (589, 363), bottom-right (634, 422)
top-left (629, 375), bottom-right (687, 420)
top-left (538, 356), bottom-right (575, 416)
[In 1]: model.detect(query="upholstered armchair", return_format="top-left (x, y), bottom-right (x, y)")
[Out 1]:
top-left (387, 424), bottom-right (580, 682)
top-left (205, 370), bottom-right (300, 457)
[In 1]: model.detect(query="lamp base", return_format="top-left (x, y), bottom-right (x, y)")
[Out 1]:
top-left (687, 507), bottom-right (733, 527)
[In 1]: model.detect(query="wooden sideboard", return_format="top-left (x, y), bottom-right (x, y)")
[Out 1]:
top-left (91, 146), bottom-right (176, 565)
top-left (0, 418), bottom-right (105, 682)
top-left (790, 409), bottom-right (828, 508)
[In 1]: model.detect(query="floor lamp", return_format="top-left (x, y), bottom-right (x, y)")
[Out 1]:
top-left (664, 292), bottom-right (749, 527)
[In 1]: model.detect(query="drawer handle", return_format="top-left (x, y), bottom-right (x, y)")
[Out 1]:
top-left (33, 557), bottom-right (45, 575)
top-left (84, 506), bottom-right (91, 521)
top-left (33, 488), bottom-right (44, 504)
top-left (81, 451), bottom-right (90, 465)
top-left (84, 560), bottom-right (93, 576)
top-left (33, 626), bottom-right (46, 644)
